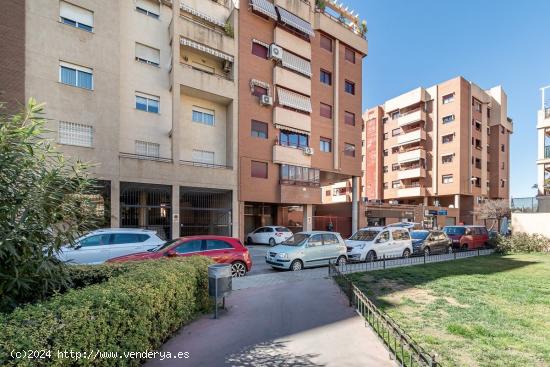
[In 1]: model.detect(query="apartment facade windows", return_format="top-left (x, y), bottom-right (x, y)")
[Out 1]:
top-left (345, 111), bottom-right (355, 126)
top-left (135, 0), bottom-right (159, 18)
top-left (391, 128), bottom-right (401, 136)
top-left (392, 180), bottom-right (401, 189)
top-left (135, 93), bottom-right (159, 113)
top-left (383, 149), bottom-right (388, 157)
top-left (252, 85), bottom-right (267, 98)
top-left (59, 62), bottom-right (93, 90)
top-left (192, 107), bottom-right (215, 126)
top-left (501, 144), bottom-right (506, 152)
top-left (320, 102), bottom-right (332, 118)
top-left (135, 140), bottom-right (160, 158)
top-left (383, 182), bottom-right (388, 190)
top-left (442, 174), bottom-right (453, 184)
top-left (280, 130), bottom-right (308, 149)
top-left (58, 121), bottom-right (93, 147)
top-left (251, 120), bottom-right (268, 139)
top-left (442, 114), bottom-right (455, 124)
top-left (320, 69), bottom-right (332, 85)
top-left (390, 111), bottom-right (399, 120)
top-left (344, 143), bottom-right (356, 157)
top-left (345, 47), bottom-right (355, 63)
top-left (392, 163), bottom-right (400, 171)
top-left (344, 80), bottom-right (355, 95)
top-left (473, 98), bottom-right (482, 112)
top-left (442, 154), bottom-right (453, 164)
top-left (442, 93), bottom-right (455, 104)
top-left (60, 1), bottom-right (93, 32)
top-left (135, 43), bottom-right (160, 66)
top-left (192, 149), bottom-right (215, 165)
top-left (251, 41), bottom-right (268, 59)
top-left (320, 34), bottom-right (332, 52)
top-left (442, 133), bottom-right (454, 144)
top-left (251, 161), bottom-right (268, 179)
top-left (320, 137), bottom-right (332, 152)
top-left (280, 165), bottom-right (320, 186)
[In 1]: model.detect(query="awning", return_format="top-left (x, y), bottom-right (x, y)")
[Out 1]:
top-left (276, 6), bottom-right (315, 37)
top-left (274, 123), bottom-right (310, 135)
top-left (180, 3), bottom-right (225, 27)
top-left (250, 0), bottom-right (278, 21)
top-left (277, 87), bottom-right (312, 113)
top-left (393, 138), bottom-right (421, 148)
top-left (180, 37), bottom-right (234, 63)
top-left (282, 50), bottom-right (311, 77)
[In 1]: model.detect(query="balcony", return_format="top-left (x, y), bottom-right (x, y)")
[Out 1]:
top-left (397, 148), bottom-right (426, 164)
top-left (176, 17), bottom-right (235, 56)
top-left (274, 27), bottom-right (311, 60)
top-left (396, 129), bottom-right (426, 146)
top-left (273, 144), bottom-right (312, 167)
top-left (274, 0), bottom-right (311, 21)
top-left (178, 62), bottom-right (235, 99)
top-left (313, 11), bottom-right (368, 55)
top-left (397, 186), bottom-right (427, 198)
top-left (398, 167), bottom-right (426, 180)
top-left (397, 109), bottom-right (426, 128)
top-left (546, 146), bottom-right (550, 159)
top-left (274, 66), bottom-right (311, 96)
top-left (273, 107), bottom-right (311, 133)
top-left (280, 184), bottom-right (321, 205)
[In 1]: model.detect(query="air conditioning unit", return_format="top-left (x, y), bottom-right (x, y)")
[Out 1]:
top-left (269, 44), bottom-right (283, 61)
top-left (260, 94), bottom-right (273, 106)
top-left (303, 147), bottom-right (314, 155)
top-left (222, 60), bottom-right (231, 73)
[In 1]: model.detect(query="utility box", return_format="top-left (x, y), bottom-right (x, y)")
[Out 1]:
top-left (208, 264), bottom-right (232, 319)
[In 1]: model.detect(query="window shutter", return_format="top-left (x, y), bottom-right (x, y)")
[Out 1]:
top-left (60, 1), bottom-right (93, 27)
top-left (135, 43), bottom-right (160, 64)
top-left (136, 0), bottom-right (160, 15)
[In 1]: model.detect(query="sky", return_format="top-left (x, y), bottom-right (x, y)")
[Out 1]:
top-left (348, 0), bottom-right (550, 198)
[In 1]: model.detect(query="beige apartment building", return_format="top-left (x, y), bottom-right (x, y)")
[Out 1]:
top-left (362, 76), bottom-right (512, 225)
top-left (0, 0), bottom-right (240, 239)
top-left (537, 86), bottom-right (550, 196)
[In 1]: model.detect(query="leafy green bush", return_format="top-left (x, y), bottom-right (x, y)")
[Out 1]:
top-left (64, 262), bottom-right (136, 289)
top-left (0, 256), bottom-right (212, 366)
top-left (494, 233), bottom-right (550, 254)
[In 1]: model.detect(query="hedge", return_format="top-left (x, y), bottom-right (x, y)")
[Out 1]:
top-left (493, 233), bottom-right (550, 254)
top-left (0, 256), bottom-right (212, 366)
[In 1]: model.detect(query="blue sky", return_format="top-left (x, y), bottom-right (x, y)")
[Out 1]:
top-left (349, 0), bottom-right (550, 197)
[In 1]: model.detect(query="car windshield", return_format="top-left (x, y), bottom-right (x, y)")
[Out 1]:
top-left (411, 231), bottom-right (429, 240)
top-left (349, 229), bottom-right (380, 241)
top-left (443, 227), bottom-right (466, 235)
top-left (150, 239), bottom-right (179, 252)
top-left (281, 233), bottom-right (310, 246)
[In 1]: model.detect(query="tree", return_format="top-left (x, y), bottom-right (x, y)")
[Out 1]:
top-left (0, 99), bottom-right (100, 311)
top-left (476, 199), bottom-right (510, 230)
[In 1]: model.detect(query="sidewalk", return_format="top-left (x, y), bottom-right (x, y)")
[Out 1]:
top-left (145, 274), bottom-right (394, 367)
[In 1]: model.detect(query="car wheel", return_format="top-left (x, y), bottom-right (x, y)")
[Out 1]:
top-left (423, 247), bottom-right (430, 256)
top-left (366, 250), bottom-right (377, 262)
top-left (246, 237), bottom-right (253, 246)
top-left (447, 245), bottom-right (453, 254)
top-left (290, 259), bottom-right (303, 271)
top-left (403, 248), bottom-right (411, 258)
top-left (231, 261), bottom-right (247, 277)
top-left (336, 256), bottom-right (347, 266)
top-left (461, 244), bottom-right (469, 251)
top-left (269, 238), bottom-right (276, 247)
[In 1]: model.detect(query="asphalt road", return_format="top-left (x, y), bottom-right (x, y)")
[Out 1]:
top-left (246, 244), bottom-right (280, 275)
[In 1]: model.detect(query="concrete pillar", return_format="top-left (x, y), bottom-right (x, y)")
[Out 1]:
top-left (351, 176), bottom-right (359, 234)
top-left (454, 194), bottom-right (460, 209)
top-left (423, 196), bottom-right (429, 206)
top-left (303, 204), bottom-right (313, 232)
top-left (110, 179), bottom-right (120, 228)
top-left (171, 185), bottom-right (180, 239)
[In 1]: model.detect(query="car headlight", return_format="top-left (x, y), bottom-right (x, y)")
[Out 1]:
top-left (357, 244), bottom-right (366, 250)
top-left (277, 253), bottom-right (288, 259)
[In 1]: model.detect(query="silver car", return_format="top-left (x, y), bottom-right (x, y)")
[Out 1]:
top-left (265, 231), bottom-right (347, 271)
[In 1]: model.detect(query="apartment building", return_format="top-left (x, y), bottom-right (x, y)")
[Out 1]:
top-left (0, 0), bottom-right (240, 239)
top-left (537, 86), bottom-right (550, 196)
top-left (238, 0), bottom-right (368, 237)
top-left (363, 76), bottom-right (512, 225)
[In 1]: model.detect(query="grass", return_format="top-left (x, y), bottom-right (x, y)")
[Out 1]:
top-left (348, 254), bottom-right (550, 367)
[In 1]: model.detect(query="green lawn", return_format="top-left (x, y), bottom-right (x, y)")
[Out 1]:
top-left (348, 254), bottom-right (550, 367)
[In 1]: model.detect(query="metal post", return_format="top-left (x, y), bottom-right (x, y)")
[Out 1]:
top-left (214, 279), bottom-right (218, 319)
top-left (424, 251), bottom-right (426, 264)
top-left (383, 254), bottom-right (386, 269)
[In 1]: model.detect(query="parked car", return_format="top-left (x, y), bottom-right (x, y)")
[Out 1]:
top-left (56, 228), bottom-right (164, 264)
top-left (346, 227), bottom-right (413, 262)
top-left (442, 225), bottom-right (489, 250)
top-left (411, 230), bottom-right (453, 255)
top-left (107, 235), bottom-right (252, 277)
top-left (246, 226), bottom-right (293, 246)
top-left (265, 231), bottom-right (347, 271)
top-left (384, 222), bottom-right (421, 230)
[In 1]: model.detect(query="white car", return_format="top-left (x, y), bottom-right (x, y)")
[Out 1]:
top-left (246, 226), bottom-right (293, 246)
top-left (345, 227), bottom-right (413, 262)
top-left (56, 228), bottom-right (165, 264)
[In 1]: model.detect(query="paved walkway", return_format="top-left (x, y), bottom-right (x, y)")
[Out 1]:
top-left (146, 273), bottom-right (394, 367)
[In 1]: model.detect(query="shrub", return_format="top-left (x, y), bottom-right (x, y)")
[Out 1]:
top-left (494, 233), bottom-right (550, 254)
top-left (0, 256), bottom-right (212, 366)
top-left (64, 262), bottom-right (136, 289)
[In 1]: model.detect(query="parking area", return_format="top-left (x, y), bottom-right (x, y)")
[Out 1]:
top-left (246, 245), bottom-right (332, 276)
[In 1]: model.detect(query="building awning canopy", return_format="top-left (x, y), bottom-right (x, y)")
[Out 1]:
top-left (274, 123), bottom-right (310, 135)
top-left (250, 0), bottom-right (278, 21)
top-left (277, 87), bottom-right (312, 113)
top-left (180, 3), bottom-right (226, 27)
top-left (180, 37), bottom-right (234, 63)
top-left (275, 6), bottom-right (315, 37)
top-left (282, 50), bottom-right (311, 77)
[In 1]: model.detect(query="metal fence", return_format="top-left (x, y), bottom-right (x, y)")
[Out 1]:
top-left (511, 196), bottom-right (550, 213)
top-left (328, 248), bottom-right (495, 366)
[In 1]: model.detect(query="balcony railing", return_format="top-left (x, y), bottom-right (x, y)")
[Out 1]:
top-left (179, 160), bottom-right (232, 169)
top-left (180, 61), bottom-right (233, 81)
top-left (120, 152), bottom-right (173, 163)
top-left (545, 107), bottom-right (550, 119)
top-left (545, 146), bottom-right (550, 159)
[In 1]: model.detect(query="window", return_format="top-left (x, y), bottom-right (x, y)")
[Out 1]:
top-left (135, 93), bottom-right (159, 113)
top-left (135, 140), bottom-right (160, 157)
top-left (60, 1), bottom-right (93, 31)
top-left (393, 230), bottom-right (410, 241)
top-left (344, 143), bottom-right (355, 157)
top-left (320, 34), bottom-right (332, 52)
top-left (135, 0), bottom-right (159, 18)
top-left (487, 127), bottom-right (491, 136)
top-left (135, 43), bottom-right (160, 66)
top-left (475, 139), bottom-right (482, 150)
top-left (475, 121), bottom-right (481, 131)
top-left (320, 69), bottom-right (332, 85)
top-left (473, 98), bottom-right (482, 112)
top-left (111, 233), bottom-right (144, 244)
top-left (473, 177), bottom-right (481, 187)
top-left (487, 108), bottom-right (491, 118)
top-left (251, 120), bottom-right (268, 139)
top-left (442, 115), bottom-right (455, 124)
top-left (501, 162), bottom-right (505, 170)
top-left (344, 111), bottom-right (355, 126)
top-left (344, 80), bottom-right (355, 95)
top-left (391, 147), bottom-right (399, 154)
top-left (345, 47), bottom-right (355, 63)
top-left (58, 121), bottom-right (93, 147)
top-left (383, 133), bottom-right (388, 140)
top-left (320, 137), bottom-right (332, 152)
top-left (192, 149), bottom-right (215, 165)
top-left (501, 144), bottom-right (505, 152)
top-left (252, 85), bottom-right (267, 98)
top-left (192, 107), bottom-right (215, 126)
top-left (383, 149), bottom-right (388, 157)
top-left (442, 154), bottom-right (453, 164)
top-left (391, 128), bottom-right (401, 137)
top-left (442, 93), bottom-right (455, 104)
top-left (59, 62), bottom-right (93, 89)
top-left (390, 111), bottom-right (400, 120)
top-left (79, 234), bottom-right (110, 247)
top-left (251, 161), bottom-right (268, 179)
top-left (252, 42), bottom-right (268, 59)
top-left (392, 163), bottom-right (400, 171)
top-left (175, 240), bottom-right (203, 254)
top-left (322, 234), bottom-right (339, 245)
top-left (442, 174), bottom-right (453, 184)
top-left (383, 182), bottom-right (388, 189)
top-left (280, 165), bottom-right (320, 186)
top-left (280, 131), bottom-right (308, 148)
top-left (381, 165), bottom-right (388, 173)
top-left (442, 134), bottom-right (454, 144)
top-left (320, 103), bottom-right (332, 118)
top-left (475, 158), bottom-right (482, 169)
top-left (501, 126), bottom-right (506, 134)
top-left (392, 180), bottom-right (401, 189)
top-left (206, 239), bottom-right (232, 250)
top-left (325, 190), bottom-right (331, 196)
top-left (501, 179), bottom-right (506, 188)
top-left (308, 234), bottom-right (323, 247)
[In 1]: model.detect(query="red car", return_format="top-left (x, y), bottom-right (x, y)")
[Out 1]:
top-left (442, 225), bottom-right (489, 250)
top-left (107, 235), bottom-right (252, 277)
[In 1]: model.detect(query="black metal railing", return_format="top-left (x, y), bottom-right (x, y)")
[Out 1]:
top-left (119, 152), bottom-right (173, 163)
top-left (179, 160), bottom-right (232, 169)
